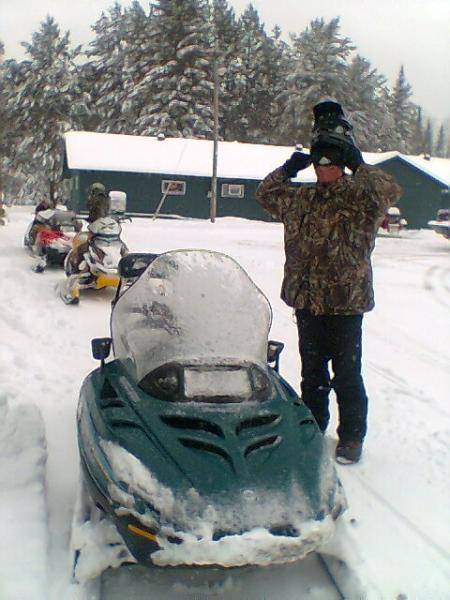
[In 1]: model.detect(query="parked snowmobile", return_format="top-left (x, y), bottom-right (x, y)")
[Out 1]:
top-left (378, 207), bottom-right (408, 237)
top-left (73, 249), bottom-right (346, 582)
top-left (60, 216), bottom-right (128, 304)
top-left (24, 208), bottom-right (82, 272)
top-left (428, 208), bottom-right (450, 240)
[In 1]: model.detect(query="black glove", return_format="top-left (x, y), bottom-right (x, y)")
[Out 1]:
top-left (282, 152), bottom-right (312, 178)
top-left (344, 145), bottom-right (364, 173)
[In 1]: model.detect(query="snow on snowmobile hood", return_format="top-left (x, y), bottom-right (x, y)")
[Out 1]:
top-left (36, 208), bottom-right (78, 226)
top-left (111, 250), bottom-right (272, 386)
top-left (88, 216), bottom-right (121, 237)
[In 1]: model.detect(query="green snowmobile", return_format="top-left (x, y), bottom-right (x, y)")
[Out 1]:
top-left (75, 249), bottom-right (346, 575)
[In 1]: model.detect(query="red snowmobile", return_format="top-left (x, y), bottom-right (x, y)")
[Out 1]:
top-left (24, 208), bottom-right (82, 272)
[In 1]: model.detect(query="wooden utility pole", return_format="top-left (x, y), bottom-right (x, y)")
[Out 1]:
top-left (210, 8), bottom-right (219, 223)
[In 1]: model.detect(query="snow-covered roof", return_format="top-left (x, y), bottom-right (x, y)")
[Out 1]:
top-left (369, 151), bottom-right (450, 187)
top-left (64, 131), bottom-right (317, 182)
top-left (64, 132), bottom-right (450, 187)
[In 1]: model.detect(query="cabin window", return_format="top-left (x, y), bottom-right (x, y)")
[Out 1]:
top-left (221, 183), bottom-right (245, 198)
top-left (161, 180), bottom-right (186, 195)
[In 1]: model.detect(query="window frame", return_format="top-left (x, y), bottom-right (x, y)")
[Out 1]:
top-left (161, 180), bottom-right (186, 196)
top-left (221, 183), bottom-right (245, 198)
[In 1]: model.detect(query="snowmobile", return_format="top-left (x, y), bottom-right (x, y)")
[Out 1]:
top-left (428, 208), bottom-right (450, 240)
top-left (378, 206), bottom-right (408, 237)
top-left (24, 208), bottom-right (82, 272)
top-left (72, 249), bottom-right (346, 582)
top-left (60, 216), bottom-right (128, 304)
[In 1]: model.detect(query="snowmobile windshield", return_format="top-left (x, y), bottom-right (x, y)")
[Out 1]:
top-left (111, 250), bottom-right (273, 401)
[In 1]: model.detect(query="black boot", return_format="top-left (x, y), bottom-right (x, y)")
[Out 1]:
top-left (335, 440), bottom-right (363, 464)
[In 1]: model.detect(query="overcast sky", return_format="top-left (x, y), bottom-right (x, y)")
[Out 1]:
top-left (1, 0), bottom-right (449, 121)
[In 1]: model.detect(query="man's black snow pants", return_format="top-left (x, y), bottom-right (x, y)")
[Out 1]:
top-left (295, 309), bottom-right (368, 442)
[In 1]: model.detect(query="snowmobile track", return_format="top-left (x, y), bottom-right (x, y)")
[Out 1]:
top-left (75, 552), bottom-right (353, 600)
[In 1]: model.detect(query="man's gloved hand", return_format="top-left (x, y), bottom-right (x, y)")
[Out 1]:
top-left (344, 144), bottom-right (364, 173)
top-left (282, 152), bottom-right (312, 178)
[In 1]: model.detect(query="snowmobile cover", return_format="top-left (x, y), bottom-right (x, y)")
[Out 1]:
top-left (111, 250), bottom-right (272, 392)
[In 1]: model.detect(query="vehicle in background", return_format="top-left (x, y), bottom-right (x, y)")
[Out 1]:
top-left (428, 208), bottom-right (450, 240)
top-left (24, 208), bottom-right (82, 272)
top-left (378, 207), bottom-right (408, 236)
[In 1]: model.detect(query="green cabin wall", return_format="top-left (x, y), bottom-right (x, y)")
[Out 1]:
top-left (66, 170), bottom-right (271, 221)
top-left (65, 157), bottom-right (448, 227)
top-left (376, 157), bottom-right (448, 229)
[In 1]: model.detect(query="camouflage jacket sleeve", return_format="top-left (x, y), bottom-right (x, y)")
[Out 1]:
top-left (255, 167), bottom-right (298, 221)
top-left (353, 165), bottom-right (402, 216)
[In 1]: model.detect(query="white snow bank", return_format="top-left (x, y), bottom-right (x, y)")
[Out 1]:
top-left (0, 397), bottom-right (48, 600)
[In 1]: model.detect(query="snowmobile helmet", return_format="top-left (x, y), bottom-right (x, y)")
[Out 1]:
top-left (311, 100), bottom-right (356, 150)
top-left (310, 143), bottom-right (346, 168)
top-left (89, 182), bottom-right (107, 197)
top-left (313, 100), bottom-right (347, 127)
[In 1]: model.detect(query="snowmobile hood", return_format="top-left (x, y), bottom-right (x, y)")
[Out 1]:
top-left (78, 362), bottom-right (340, 536)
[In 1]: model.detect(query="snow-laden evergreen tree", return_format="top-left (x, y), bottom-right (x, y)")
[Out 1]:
top-left (5, 17), bottom-right (88, 202)
top-left (435, 124), bottom-right (446, 158)
top-left (424, 120), bottom-right (433, 155)
top-left (134, 0), bottom-right (214, 138)
top-left (277, 17), bottom-right (354, 145)
top-left (410, 106), bottom-right (425, 155)
top-left (343, 55), bottom-right (395, 151)
top-left (210, 0), bottom-right (241, 140)
top-left (118, 1), bottom-right (155, 132)
top-left (86, 3), bottom-right (130, 133)
top-left (0, 40), bottom-right (7, 197)
top-left (391, 65), bottom-right (416, 153)
top-left (225, 5), bottom-right (286, 144)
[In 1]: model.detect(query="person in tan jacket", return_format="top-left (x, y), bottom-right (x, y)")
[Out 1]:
top-left (256, 104), bottom-right (402, 463)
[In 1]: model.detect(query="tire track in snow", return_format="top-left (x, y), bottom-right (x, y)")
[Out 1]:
top-left (365, 318), bottom-right (449, 374)
top-left (344, 470), bottom-right (450, 564)
top-left (367, 361), bottom-right (449, 419)
top-left (423, 264), bottom-right (450, 311)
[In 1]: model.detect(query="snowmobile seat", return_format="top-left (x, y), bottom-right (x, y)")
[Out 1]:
top-left (118, 253), bottom-right (160, 279)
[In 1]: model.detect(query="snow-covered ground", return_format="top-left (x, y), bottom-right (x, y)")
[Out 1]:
top-left (0, 207), bottom-right (449, 599)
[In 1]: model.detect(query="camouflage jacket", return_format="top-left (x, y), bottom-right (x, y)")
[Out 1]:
top-left (256, 165), bottom-right (402, 315)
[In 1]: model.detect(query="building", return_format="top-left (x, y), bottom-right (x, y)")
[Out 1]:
top-left (63, 131), bottom-right (450, 227)
top-left (369, 152), bottom-right (450, 229)
top-left (63, 131), bottom-right (314, 222)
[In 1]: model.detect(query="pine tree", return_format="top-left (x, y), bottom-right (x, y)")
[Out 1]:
top-left (410, 106), bottom-right (425, 155)
top-left (391, 65), bottom-right (415, 152)
top-left (225, 5), bottom-right (285, 144)
top-left (435, 125), bottom-right (446, 157)
top-left (344, 55), bottom-right (393, 151)
top-left (0, 40), bottom-right (6, 197)
top-left (424, 120), bottom-right (433, 155)
top-left (277, 17), bottom-right (354, 145)
top-left (5, 17), bottom-right (87, 202)
top-left (210, 0), bottom-right (241, 140)
top-left (86, 3), bottom-right (129, 133)
top-left (119, 1), bottom-right (156, 133)
top-left (135, 0), bottom-right (214, 138)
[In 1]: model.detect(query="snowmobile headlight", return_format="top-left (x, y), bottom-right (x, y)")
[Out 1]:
top-left (139, 365), bottom-right (181, 401)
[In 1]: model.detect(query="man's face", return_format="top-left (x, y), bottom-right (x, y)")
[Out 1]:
top-left (314, 164), bottom-right (344, 184)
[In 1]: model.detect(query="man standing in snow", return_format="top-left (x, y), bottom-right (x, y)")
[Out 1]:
top-left (256, 101), bottom-right (402, 464)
